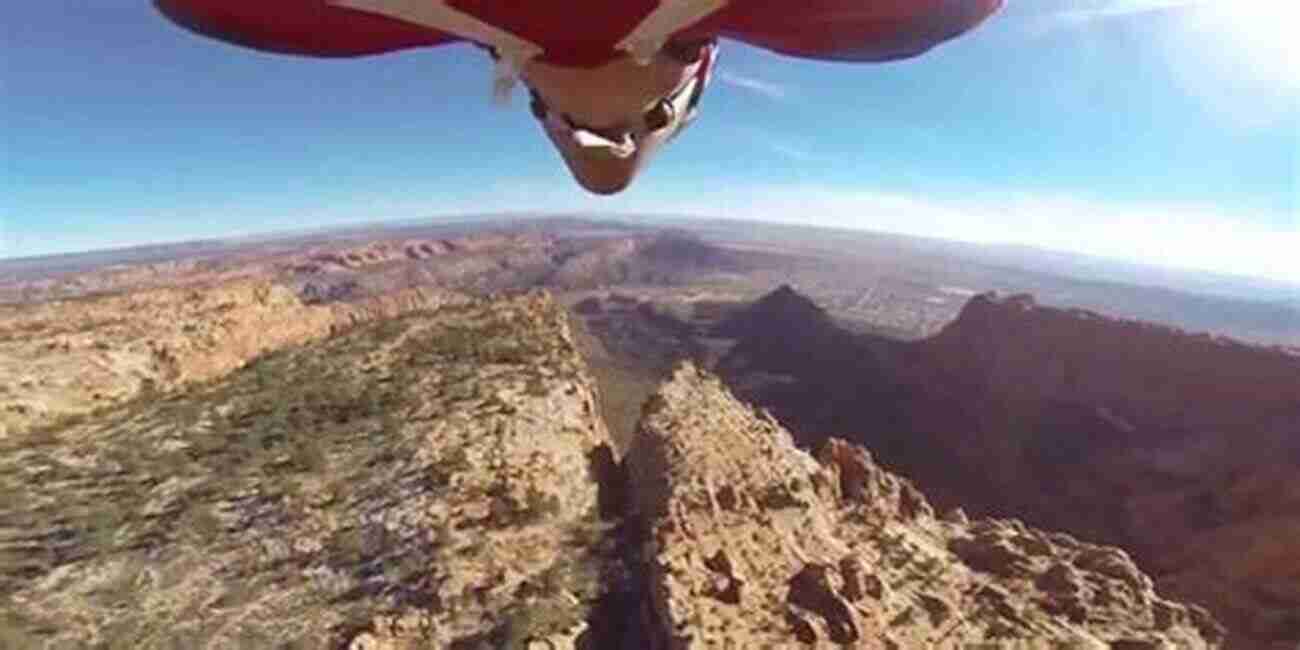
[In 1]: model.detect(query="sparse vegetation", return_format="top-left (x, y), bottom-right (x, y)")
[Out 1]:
top-left (461, 510), bottom-right (622, 650)
top-left (0, 294), bottom-right (613, 649)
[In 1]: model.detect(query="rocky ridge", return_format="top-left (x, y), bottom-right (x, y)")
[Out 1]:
top-left (627, 363), bottom-right (1222, 649)
top-left (2, 291), bottom-right (616, 649)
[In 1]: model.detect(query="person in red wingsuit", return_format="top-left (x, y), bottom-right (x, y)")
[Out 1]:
top-left (156, 0), bottom-right (1002, 195)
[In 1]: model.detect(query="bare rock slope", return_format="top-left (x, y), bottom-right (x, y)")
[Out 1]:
top-left (1, 291), bottom-right (616, 649)
top-left (626, 363), bottom-right (1223, 649)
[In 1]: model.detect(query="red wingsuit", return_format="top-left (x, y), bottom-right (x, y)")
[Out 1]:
top-left (155, 0), bottom-right (1002, 67)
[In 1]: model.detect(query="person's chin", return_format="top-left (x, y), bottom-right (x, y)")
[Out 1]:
top-left (572, 168), bottom-right (635, 195)
top-left (541, 126), bottom-right (663, 195)
top-left (558, 150), bottom-right (640, 195)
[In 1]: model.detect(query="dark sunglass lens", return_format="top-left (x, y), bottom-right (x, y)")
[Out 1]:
top-left (663, 39), bottom-right (705, 64)
top-left (646, 100), bottom-right (673, 131)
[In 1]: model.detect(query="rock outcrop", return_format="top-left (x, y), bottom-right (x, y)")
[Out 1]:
top-left (0, 280), bottom-right (468, 437)
top-left (625, 363), bottom-right (1223, 649)
top-left (283, 233), bottom-right (549, 276)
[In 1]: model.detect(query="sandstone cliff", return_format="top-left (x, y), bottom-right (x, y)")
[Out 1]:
top-left (626, 363), bottom-right (1223, 649)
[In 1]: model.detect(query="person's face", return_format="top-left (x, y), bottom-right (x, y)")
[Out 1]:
top-left (521, 53), bottom-right (702, 195)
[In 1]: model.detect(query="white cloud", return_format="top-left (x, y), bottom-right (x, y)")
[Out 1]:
top-left (763, 141), bottom-right (815, 161)
top-left (729, 126), bottom-right (819, 162)
top-left (959, 194), bottom-right (1299, 283)
top-left (1025, 0), bottom-right (1201, 36)
top-left (1066, 0), bottom-right (1199, 18)
top-left (1023, 0), bottom-right (1298, 129)
top-left (716, 70), bottom-right (790, 101)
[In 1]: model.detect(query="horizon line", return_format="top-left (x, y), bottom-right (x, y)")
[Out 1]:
top-left (3, 210), bottom-right (1297, 292)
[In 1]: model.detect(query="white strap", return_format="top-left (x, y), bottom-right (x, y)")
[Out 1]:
top-left (571, 129), bottom-right (636, 158)
top-left (492, 57), bottom-right (520, 105)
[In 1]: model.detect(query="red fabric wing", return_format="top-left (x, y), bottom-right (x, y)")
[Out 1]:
top-left (155, 0), bottom-right (1001, 63)
top-left (446, 0), bottom-right (658, 67)
top-left (154, 0), bottom-right (454, 57)
top-left (697, 0), bottom-right (1004, 62)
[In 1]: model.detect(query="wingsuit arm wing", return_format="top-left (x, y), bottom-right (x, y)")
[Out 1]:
top-left (689, 0), bottom-right (1003, 62)
top-left (154, 0), bottom-right (457, 57)
top-left (157, 0), bottom-right (1001, 63)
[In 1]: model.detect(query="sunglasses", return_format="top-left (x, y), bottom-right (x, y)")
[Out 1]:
top-left (527, 39), bottom-right (714, 140)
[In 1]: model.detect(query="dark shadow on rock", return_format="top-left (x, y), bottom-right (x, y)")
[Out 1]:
top-left (587, 443), bottom-right (625, 522)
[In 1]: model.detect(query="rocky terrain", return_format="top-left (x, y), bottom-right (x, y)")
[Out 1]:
top-left (0, 280), bottom-right (467, 438)
top-left (2, 291), bottom-right (619, 649)
top-left (629, 364), bottom-right (1222, 649)
top-left (711, 286), bottom-right (1300, 649)
top-left (0, 228), bottom-right (762, 439)
top-left (0, 226), bottom-right (764, 308)
top-left (0, 280), bottom-right (1225, 649)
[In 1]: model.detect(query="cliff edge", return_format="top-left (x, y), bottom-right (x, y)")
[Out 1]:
top-left (626, 363), bottom-right (1224, 649)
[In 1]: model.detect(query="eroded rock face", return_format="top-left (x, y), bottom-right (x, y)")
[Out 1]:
top-left (625, 363), bottom-right (1224, 650)
top-left (0, 280), bottom-right (467, 437)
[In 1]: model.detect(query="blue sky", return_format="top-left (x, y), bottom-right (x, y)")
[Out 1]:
top-left (3, 1), bottom-right (1296, 282)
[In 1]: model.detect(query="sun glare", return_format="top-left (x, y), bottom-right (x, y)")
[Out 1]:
top-left (1203, 1), bottom-right (1299, 87)
top-left (1154, 1), bottom-right (1298, 129)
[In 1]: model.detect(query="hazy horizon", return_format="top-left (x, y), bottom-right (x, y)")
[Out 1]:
top-left (4, 212), bottom-right (1298, 309)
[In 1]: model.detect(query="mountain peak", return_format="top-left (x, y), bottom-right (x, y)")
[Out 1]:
top-left (713, 284), bottom-right (832, 339)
